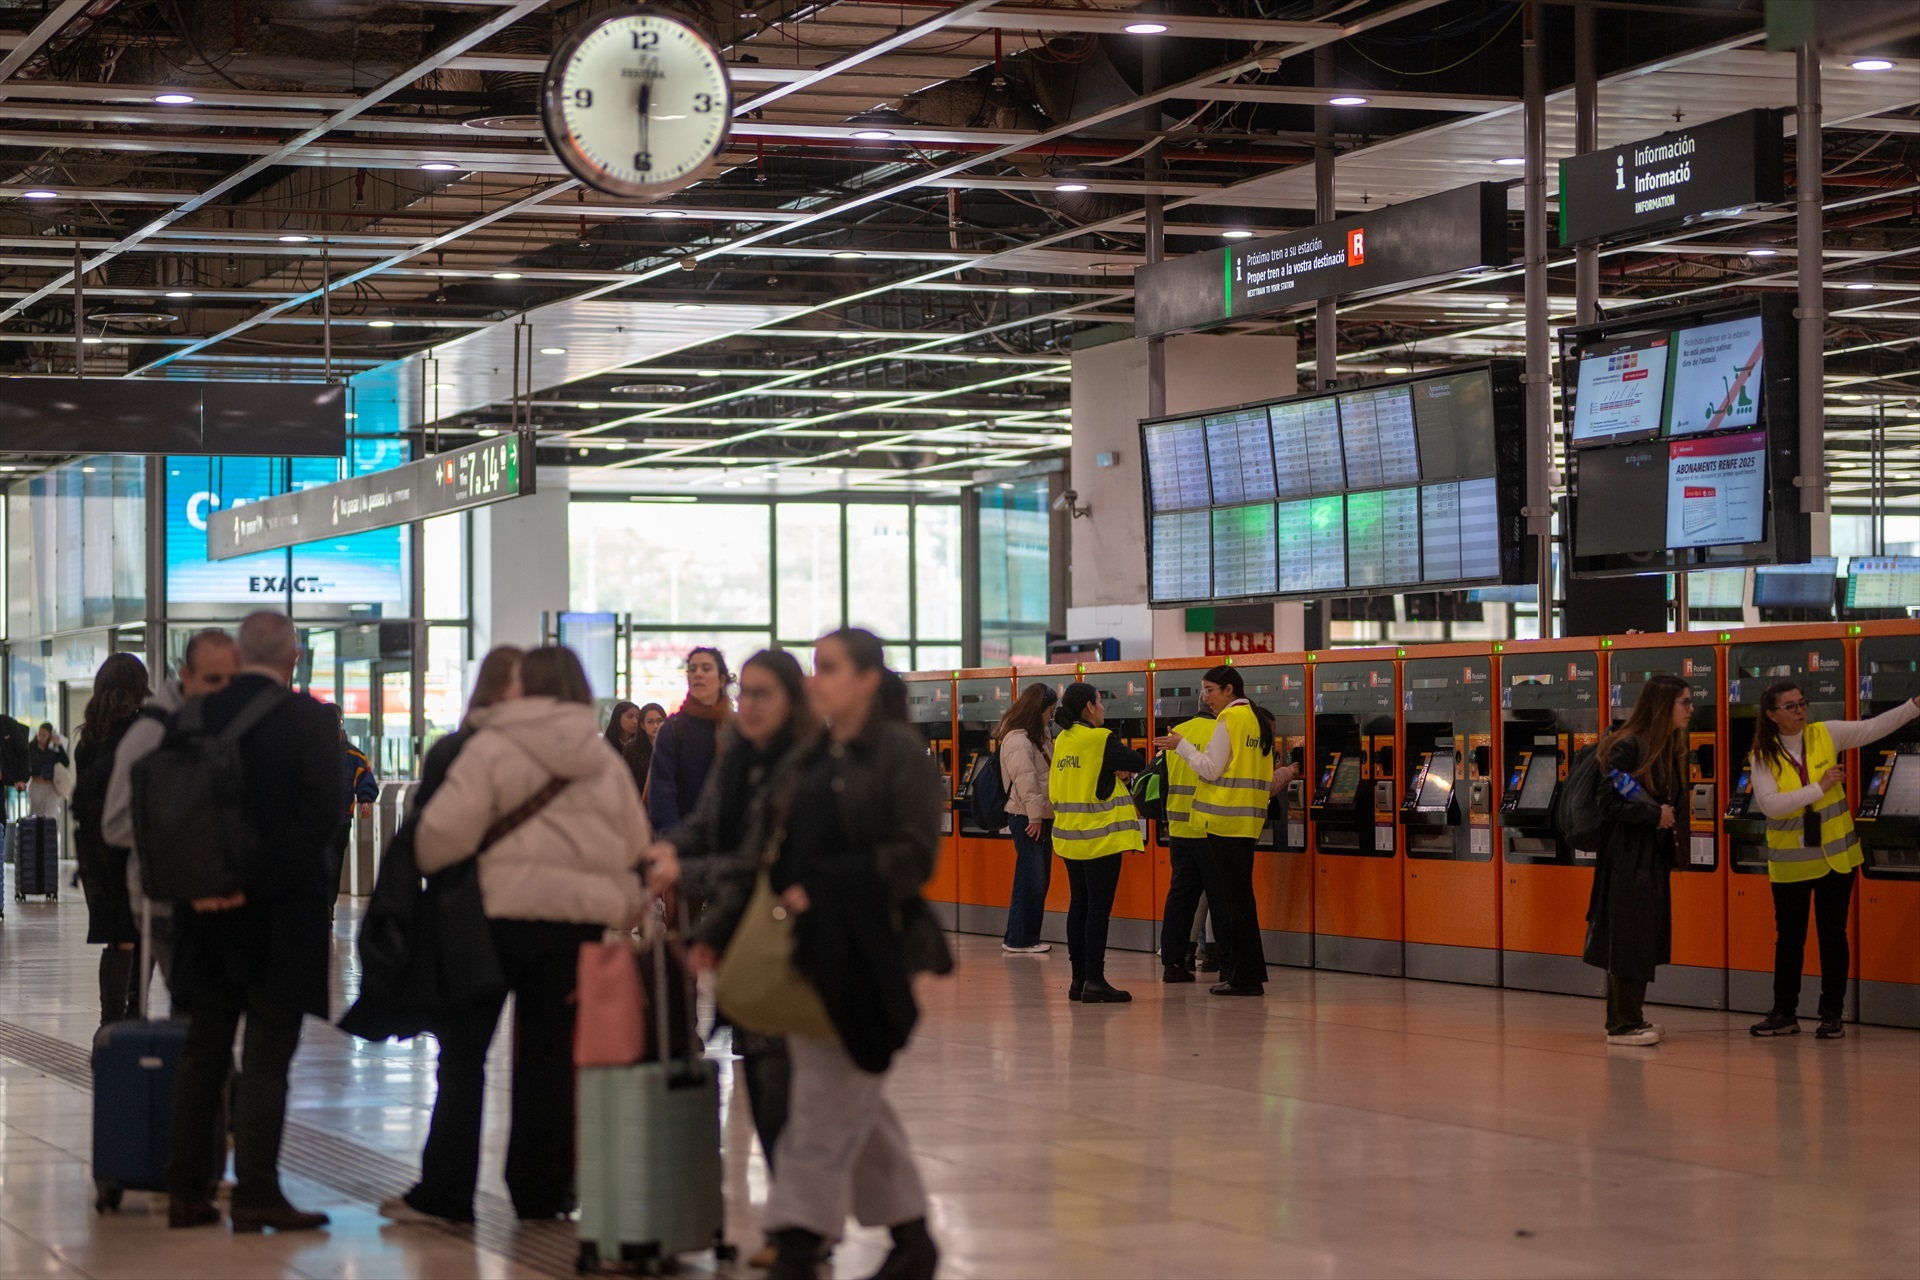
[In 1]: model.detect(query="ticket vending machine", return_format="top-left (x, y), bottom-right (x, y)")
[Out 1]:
top-left (1073, 663), bottom-right (1158, 952)
top-left (1723, 629), bottom-right (1853, 1017)
top-left (1401, 646), bottom-right (1499, 987)
top-left (953, 671), bottom-right (1017, 939)
top-left (1496, 641), bottom-right (1605, 997)
top-left (1607, 636), bottom-right (1727, 1010)
top-left (1240, 656), bottom-right (1313, 969)
top-left (1852, 625), bottom-right (1920, 1029)
top-left (1310, 651), bottom-right (1402, 976)
top-left (903, 671), bottom-right (958, 929)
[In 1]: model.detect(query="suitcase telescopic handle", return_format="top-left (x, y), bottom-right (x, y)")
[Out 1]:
top-left (648, 894), bottom-right (704, 1078)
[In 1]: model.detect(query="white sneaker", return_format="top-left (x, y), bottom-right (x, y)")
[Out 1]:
top-left (1002, 942), bottom-right (1051, 954)
top-left (1605, 1025), bottom-right (1661, 1047)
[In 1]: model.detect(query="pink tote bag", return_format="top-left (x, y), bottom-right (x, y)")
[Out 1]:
top-left (573, 933), bottom-right (646, 1067)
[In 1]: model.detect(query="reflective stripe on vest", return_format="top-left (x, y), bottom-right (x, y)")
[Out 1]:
top-left (1194, 703), bottom-right (1272, 839)
top-left (1164, 716), bottom-right (1216, 841)
top-left (1759, 722), bottom-right (1862, 879)
top-left (1048, 723), bottom-right (1144, 859)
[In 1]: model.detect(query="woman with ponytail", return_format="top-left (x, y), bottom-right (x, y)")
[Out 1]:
top-left (1048, 682), bottom-right (1147, 1003)
top-left (1153, 665), bottom-right (1299, 997)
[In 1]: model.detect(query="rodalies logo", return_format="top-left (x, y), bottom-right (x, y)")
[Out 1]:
top-left (1347, 228), bottom-right (1366, 265)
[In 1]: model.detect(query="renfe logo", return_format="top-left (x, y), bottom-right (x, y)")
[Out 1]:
top-left (1347, 228), bottom-right (1365, 265)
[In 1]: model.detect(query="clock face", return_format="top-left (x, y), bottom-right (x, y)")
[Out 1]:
top-left (543, 9), bottom-right (732, 199)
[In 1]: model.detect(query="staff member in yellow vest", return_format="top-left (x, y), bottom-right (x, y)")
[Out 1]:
top-left (1747, 681), bottom-right (1920, 1039)
top-left (1156, 707), bottom-right (1217, 984)
top-left (1049, 682), bottom-right (1147, 1004)
top-left (1153, 666), bottom-right (1300, 998)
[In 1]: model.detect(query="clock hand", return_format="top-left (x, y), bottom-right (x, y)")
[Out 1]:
top-left (636, 72), bottom-right (652, 168)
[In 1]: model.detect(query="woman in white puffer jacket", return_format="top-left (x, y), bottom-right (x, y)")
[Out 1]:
top-left (391, 645), bottom-right (664, 1227)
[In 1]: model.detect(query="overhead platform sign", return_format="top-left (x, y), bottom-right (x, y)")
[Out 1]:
top-left (1558, 109), bottom-right (1784, 246)
top-left (208, 433), bottom-right (532, 560)
top-left (1134, 183), bottom-right (1511, 338)
top-left (0, 379), bottom-right (344, 456)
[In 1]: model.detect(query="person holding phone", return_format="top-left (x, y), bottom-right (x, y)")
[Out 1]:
top-left (1747, 681), bottom-right (1920, 1040)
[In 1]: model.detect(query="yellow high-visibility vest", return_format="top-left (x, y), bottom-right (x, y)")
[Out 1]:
top-left (1193, 703), bottom-right (1272, 840)
top-left (1163, 715), bottom-right (1217, 842)
top-left (1049, 723), bottom-right (1144, 860)
top-left (1759, 722), bottom-right (1862, 884)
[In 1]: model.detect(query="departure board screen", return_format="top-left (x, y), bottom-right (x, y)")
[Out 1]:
top-left (1141, 362), bottom-right (1521, 604)
top-left (1846, 556), bottom-right (1920, 608)
top-left (1411, 370), bottom-right (1497, 480)
top-left (1149, 511), bottom-right (1211, 603)
top-left (1212, 503), bottom-right (1278, 597)
top-left (1205, 409), bottom-right (1277, 506)
top-left (1142, 419), bottom-right (1210, 512)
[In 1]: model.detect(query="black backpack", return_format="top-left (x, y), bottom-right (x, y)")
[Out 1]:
top-left (131, 686), bottom-right (288, 901)
top-left (0, 716), bottom-right (27, 788)
top-left (1552, 744), bottom-right (1606, 851)
top-left (1129, 753), bottom-right (1170, 822)
top-left (967, 750), bottom-right (1010, 834)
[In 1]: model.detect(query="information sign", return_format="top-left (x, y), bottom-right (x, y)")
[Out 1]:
top-left (1558, 110), bottom-right (1784, 246)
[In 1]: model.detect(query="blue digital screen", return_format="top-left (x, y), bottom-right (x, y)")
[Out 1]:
top-left (166, 442), bottom-right (408, 605)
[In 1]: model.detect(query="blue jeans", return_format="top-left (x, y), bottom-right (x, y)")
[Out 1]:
top-left (1004, 816), bottom-right (1053, 947)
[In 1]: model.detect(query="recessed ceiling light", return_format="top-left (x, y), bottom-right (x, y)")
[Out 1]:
top-left (1124, 21), bottom-right (1168, 34)
top-left (607, 440), bottom-right (627, 450)
top-left (1487, 299), bottom-right (1510, 309)
top-left (713, 418), bottom-right (733, 425)
top-left (21, 189), bottom-right (57, 199)
top-left (646, 208), bottom-right (688, 218)
top-left (540, 346), bottom-right (566, 355)
top-left (836, 330), bottom-right (860, 339)
top-left (81, 466), bottom-right (96, 474)
top-left (850, 129), bottom-right (893, 140)
top-left (1008, 286), bottom-right (1035, 294)
top-left (478, 428), bottom-right (499, 437)
top-left (975, 356), bottom-right (1002, 364)
top-left (82, 336), bottom-right (103, 345)
top-left (153, 92), bottom-right (195, 105)
top-left (1384, 366), bottom-right (1411, 374)
top-left (367, 319), bottom-right (394, 328)
top-left (1054, 182), bottom-right (1089, 193)
top-left (838, 430), bottom-right (859, 438)
top-left (431, 381), bottom-right (454, 390)
top-left (419, 162), bottom-right (459, 172)
top-left (675, 302), bottom-right (705, 310)
top-left (831, 251), bottom-right (866, 260)
top-left (1221, 230), bottom-right (1254, 240)
top-left (1328, 95), bottom-right (1368, 106)
top-left (491, 271), bottom-right (523, 280)
top-left (722, 480), bottom-right (743, 488)
top-left (277, 234), bottom-right (310, 243)
top-left (1852, 58), bottom-right (1895, 71)
top-left (165, 289), bottom-right (192, 298)
top-left (1494, 156), bottom-right (1526, 166)
top-left (1846, 281), bottom-right (1873, 290)
top-left (577, 401), bottom-right (601, 410)
top-left (944, 409), bottom-right (968, 417)
top-left (344, 412), bottom-right (358, 420)
top-left (936, 447), bottom-right (958, 456)
top-left (831, 390), bottom-right (856, 399)
top-left (1748, 248), bottom-right (1778, 258)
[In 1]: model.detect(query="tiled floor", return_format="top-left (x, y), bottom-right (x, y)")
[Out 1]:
top-left (0, 872), bottom-right (1914, 1279)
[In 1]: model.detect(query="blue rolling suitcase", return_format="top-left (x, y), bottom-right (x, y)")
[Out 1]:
top-left (14, 816), bottom-right (57, 900)
top-left (91, 906), bottom-right (182, 1211)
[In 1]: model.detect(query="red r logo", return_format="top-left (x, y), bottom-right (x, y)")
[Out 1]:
top-left (1347, 228), bottom-right (1365, 265)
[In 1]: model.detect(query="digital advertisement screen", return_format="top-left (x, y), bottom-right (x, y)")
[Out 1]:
top-left (1571, 332), bottom-right (1670, 445)
top-left (1411, 370), bottom-right (1497, 480)
top-left (1666, 430), bottom-right (1766, 549)
top-left (1574, 443), bottom-right (1669, 557)
top-left (1149, 511), bottom-right (1212, 603)
top-left (1846, 556), bottom-right (1920, 608)
top-left (1668, 314), bottom-right (1764, 438)
top-left (1143, 419), bottom-right (1210, 512)
top-left (1752, 558), bottom-right (1837, 608)
top-left (1205, 409), bottom-right (1277, 506)
top-left (1212, 503), bottom-right (1278, 598)
top-left (165, 452), bottom-right (407, 606)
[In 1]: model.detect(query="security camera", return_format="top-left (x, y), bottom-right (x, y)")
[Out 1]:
top-left (1052, 488), bottom-right (1076, 511)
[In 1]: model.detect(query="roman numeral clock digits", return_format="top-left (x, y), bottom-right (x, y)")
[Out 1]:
top-left (541, 7), bottom-right (732, 200)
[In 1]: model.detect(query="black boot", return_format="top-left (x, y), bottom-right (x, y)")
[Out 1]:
top-left (768, 1227), bottom-right (825, 1280)
top-left (99, 947), bottom-right (136, 1024)
top-left (868, 1218), bottom-right (938, 1280)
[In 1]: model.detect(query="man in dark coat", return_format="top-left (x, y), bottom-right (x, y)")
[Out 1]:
top-left (166, 611), bottom-right (343, 1233)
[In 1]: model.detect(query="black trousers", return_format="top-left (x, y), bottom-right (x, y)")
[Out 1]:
top-left (407, 919), bottom-right (599, 1220)
top-left (166, 984), bottom-right (303, 1209)
top-left (1770, 868), bottom-right (1854, 1019)
top-left (740, 1037), bottom-right (791, 1173)
top-left (1160, 837), bottom-right (1209, 966)
top-left (1205, 834), bottom-right (1267, 988)
top-left (1605, 974), bottom-right (1648, 1035)
top-left (1063, 854), bottom-right (1122, 984)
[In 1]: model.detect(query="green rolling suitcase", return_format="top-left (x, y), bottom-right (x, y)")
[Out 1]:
top-left (575, 919), bottom-right (732, 1275)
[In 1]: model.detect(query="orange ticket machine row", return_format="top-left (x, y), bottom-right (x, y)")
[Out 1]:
top-left (1244, 659), bottom-right (1314, 969)
top-left (952, 672), bottom-right (1015, 939)
top-left (1401, 647), bottom-right (1500, 987)
top-left (1310, 651), bottom-right (1403, 977)
top-left (903, 671), bottom-right (959, 931)
top-left (1854, 628), bottom-right (1920, 1029)
top-left (1072, 663), bottom-right (1158, 953)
